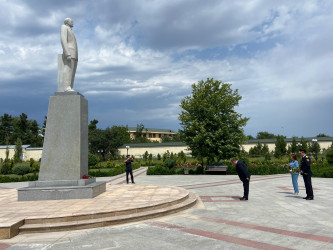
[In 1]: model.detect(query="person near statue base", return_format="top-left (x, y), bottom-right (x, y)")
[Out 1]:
top-left (231, 159), bottom-right (251, 200)
top-left (124, 155), bottom-right (135, 184)
top-left (300, 149), bottom-right (314, 200)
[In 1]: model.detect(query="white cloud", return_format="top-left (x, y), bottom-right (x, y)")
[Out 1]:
top-left (0, 0), bottom-right (333, 137)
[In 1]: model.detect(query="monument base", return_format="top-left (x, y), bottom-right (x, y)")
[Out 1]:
top-left (18, 180), bottom-right (106, 201)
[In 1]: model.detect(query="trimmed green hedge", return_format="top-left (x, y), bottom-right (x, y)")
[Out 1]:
top-left (0, 173), bottom-right (38, 183)
top-left (146, 165), bottom-right (204, 175)
top-left (312, 163), bottom-right (333, 178)
top-left (88, 162), bottom-right (141, 177)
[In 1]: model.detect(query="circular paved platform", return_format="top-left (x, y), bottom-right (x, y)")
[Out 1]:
top-left (0, 184), bottom-right (196, 238)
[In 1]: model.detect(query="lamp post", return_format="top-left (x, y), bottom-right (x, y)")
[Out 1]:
top-left (312, 139), bottom-right (318, 162)
top-left (97, 149), bottom-right (103, 169)
top-left (126, 146), bottom-right (130, 156)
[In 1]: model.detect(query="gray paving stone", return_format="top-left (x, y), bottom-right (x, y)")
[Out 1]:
top-left (1, 172), bottom-right (333, 249)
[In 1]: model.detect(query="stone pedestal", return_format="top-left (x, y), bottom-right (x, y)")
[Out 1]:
top-left (18, 92), bottom-right (106, 201)
top-left (39, 92), bottom-right (88, 180)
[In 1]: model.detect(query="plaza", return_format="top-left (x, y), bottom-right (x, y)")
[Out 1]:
top-left (0, 168), bottom-right (332, 249)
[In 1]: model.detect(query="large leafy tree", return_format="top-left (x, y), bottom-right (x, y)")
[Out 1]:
top-left (178, 78), bottom-right (249, 163)
top-left (0, 113), bottom-right (43, 146)
top-left (88, 120), bottom-right (131, 159)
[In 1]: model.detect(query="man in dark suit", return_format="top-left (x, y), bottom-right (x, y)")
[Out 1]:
top-left (231, 159), bottom-right (251, 200)
top-left (300, 149), bottom-right (314, 200)
top-left (124, 155), bottom-right (135, 184)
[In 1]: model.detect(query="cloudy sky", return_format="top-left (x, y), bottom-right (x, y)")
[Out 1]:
top-left (0, 0), bottom-right (332, 138)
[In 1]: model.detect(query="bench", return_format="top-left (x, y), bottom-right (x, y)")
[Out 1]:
top-left (206, 165), bottom-right (228, 174)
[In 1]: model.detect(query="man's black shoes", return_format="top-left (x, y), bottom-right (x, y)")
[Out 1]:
top-left (240, 197), bottom-right (248, 200)
top-left (303, 197), bottom-right (308, 199)
top-left (306, 197), bottom-right (314, 200)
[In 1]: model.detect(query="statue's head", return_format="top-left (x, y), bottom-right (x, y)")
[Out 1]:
top-left (64, 18), bottom-right (73, 28)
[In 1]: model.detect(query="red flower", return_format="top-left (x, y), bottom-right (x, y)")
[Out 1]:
top-left (82, 175), bottom-right (89, 179)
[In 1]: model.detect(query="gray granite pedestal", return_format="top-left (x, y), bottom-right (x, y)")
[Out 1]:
top-left (18, 92), bottom-right (106, 201)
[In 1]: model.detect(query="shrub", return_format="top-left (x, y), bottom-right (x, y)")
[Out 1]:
top-left (326, 148), bottom-right (333, 164)
top-left (164, 158), bottom-right (176, 169)
top-left (31, 162), bottom-right (40, 172)
top-left (312, 163), bottom-right (333, 178)
top-left (0, 173), bottom-right (38, 183)
top-left (147, 165), bottom-right (172, 175)
top-left (12, 165), bottom-right (31, 176)
top-left (195, 165), bottom-right (204, 174)
top-left (106, 159), bottom-right (115, 168)
top-left (88, 154), bottom-right (98, 166)
top-left (0, 161), bottom-right (12, 175)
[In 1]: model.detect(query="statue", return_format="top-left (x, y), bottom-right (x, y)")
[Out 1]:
top-left (60, 18), bottom-right (78, 92)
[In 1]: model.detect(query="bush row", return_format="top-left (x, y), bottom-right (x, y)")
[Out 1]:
top-left (147, 165), bottom-right (204, 175)
top-left (0, 173), bottom-right (38, 183)
top-left (311, 163), bottom-right (333, 178)
top-left (88, 162), bottom-right (141, 177)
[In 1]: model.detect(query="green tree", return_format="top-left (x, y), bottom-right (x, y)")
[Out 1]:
top-left (143, 151), bottom-right (149, 160)
top-left (104, 126), bottom-right (131, 156)
top-left (88, 120), bottom-right (131, 159)
top-left (132, 123), bottom-right (150, 143)
top-left (300, 137), bottom-right (308, 152)
top-left (326, 148), bottom-right (333, 164)
top-left (88, 119), bottom-right (99, 131)
top-left (249, 142), bottom-right (263, 157)
top-left (161, 135), bottom-right (173, 143)
top-left (0, 113), bottom-right (43, 146)
top-left (14, 138), bottom-right (23, 162)
top-left (316, 133), bottom-right (330, 137)
top-left (290, 137), bottom-right (298, 154)
top-left (256, 131), bottom-right (276, 139)
top-left (15, 113), bottom-right (29, 143)
top-left (308, 141), bottom-right (320, 155)
top-left (247, 135), bottom-right (255, 140)
top-left (178, 78), bottom-right (249, 164)
top-left (0, 113), bottom-right (14, 144)
top-left (262, 144), bottom-right (270, 155)
top-left (274, 135), bottom-right (287, 158)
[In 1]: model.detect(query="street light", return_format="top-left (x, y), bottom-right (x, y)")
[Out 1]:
top-left (312, 139), bottom-right (318, 162)
top-left (126, 145), bottom-right (130, 156)
top-left (296, 143), bottom-right (302, 153)
top-left (97, 149), bottom-right (103, 169)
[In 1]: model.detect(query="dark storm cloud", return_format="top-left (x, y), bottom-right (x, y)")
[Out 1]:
top-left (1, 0), bottom-right (333, 137)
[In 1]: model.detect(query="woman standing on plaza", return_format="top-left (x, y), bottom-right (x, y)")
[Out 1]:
top-left (289, 154), bottom-right (299, 195)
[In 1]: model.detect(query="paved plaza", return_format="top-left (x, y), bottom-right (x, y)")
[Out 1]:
top-left (0, 167), bottom-right (333, 249)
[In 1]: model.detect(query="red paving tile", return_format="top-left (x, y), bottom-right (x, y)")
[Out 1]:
top-left (181, 175), bottom-right (289, 190)
top-left (147, 221), bottom-right (292, 250)
top-left (198, 216), bottom-right (333, 243)
top-left (200, 195), bottom-right (243, 202)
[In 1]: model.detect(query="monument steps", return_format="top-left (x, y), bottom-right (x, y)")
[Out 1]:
top-left (18, 192), bottom-right (197, 234)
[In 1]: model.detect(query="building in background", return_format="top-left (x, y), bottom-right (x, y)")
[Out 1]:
top-left (1, 137), bottom-right (332, 161)
top-left (127, 127), bottom-right (177, 142)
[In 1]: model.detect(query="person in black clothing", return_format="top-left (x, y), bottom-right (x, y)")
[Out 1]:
top-left (124, 155), bottom-right (135, 184)
top-left (299, 149), bottom-right (314, 200)
top-left (231, 159), bottom-right (251, 200)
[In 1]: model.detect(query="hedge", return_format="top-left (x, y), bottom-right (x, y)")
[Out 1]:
top-left (88, 162), bottom-right (141, 177)
top-left (146, 165), bottom-right (204, 175)
top-left (0, 173), bottom-right (38, 183)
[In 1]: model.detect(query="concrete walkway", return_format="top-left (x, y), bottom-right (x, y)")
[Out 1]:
top-left (0, 168), bottom-right (333, 249)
